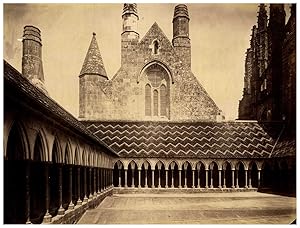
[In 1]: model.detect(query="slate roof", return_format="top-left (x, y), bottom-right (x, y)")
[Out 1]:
top-left (83, 121), bottom-right (295, 159)
top-left (79, 33), bottom-right (108, 78)
top-left (4, 60), bottom-right (117, 157)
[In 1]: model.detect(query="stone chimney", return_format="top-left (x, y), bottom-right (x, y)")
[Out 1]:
top-left (22, 25), bottom-right (48, 94)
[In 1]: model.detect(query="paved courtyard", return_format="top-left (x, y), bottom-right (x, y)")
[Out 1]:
top-left (78, 192), bottom-right (296, 224)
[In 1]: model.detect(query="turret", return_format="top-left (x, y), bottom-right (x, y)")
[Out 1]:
top-left (79, 33), bottom-right (108, 119)
top-left (172, 4), bottom-right (191, 68)
top-left (121, 3), bottom-right (139, 66)
top-left (257, 4), bottom-right (268, 76)
top-left (22, 25), bottom-right (48, 94)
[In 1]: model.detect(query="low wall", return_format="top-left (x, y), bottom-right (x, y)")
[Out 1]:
top-left (113, 187), bottom-right (258, 194)
top-left (49, 187), bottom-right (113, 224)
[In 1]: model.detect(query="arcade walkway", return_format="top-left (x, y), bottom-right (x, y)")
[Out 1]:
top-left (78, 192), bottom-right (296, 224)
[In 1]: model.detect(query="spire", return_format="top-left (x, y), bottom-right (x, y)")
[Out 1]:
top-left (257, 4), bottom-right (268, 31)
top-left (79, 33), bottom-right (107, 79)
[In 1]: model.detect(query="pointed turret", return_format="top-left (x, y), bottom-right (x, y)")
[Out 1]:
top-left (79, 33), bottom-right (108, 119)
top-left (79, 32), bottom-right (107, 79)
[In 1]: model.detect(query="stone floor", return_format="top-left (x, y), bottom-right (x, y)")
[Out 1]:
top-left (78, 192), bottom-right (296, 224)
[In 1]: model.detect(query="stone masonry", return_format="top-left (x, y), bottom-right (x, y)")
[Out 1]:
top-left (79, 4), bottom-right (220, 121)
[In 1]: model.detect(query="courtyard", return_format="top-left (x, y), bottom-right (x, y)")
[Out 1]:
top-left (78, 192), bottom-right (296, 224)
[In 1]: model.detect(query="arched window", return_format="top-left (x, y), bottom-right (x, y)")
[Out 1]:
top-left (160, 85), bottom-right (167, 116)
top-left (153, 90), bottom-right (158, 116)
top-left (153, 40), bottom-right (159, 54)
top-left (145, 84), bottom-right (151, 116)
top-left (142, 63), bottom-right (170, 119)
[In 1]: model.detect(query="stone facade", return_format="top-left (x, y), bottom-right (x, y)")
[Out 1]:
top-left (238, 4), bottom-right (296, 130)
top-left (79, 4), bottom-right (220, 121)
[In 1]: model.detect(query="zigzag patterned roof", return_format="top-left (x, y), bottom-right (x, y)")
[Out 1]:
top-left (82, 121), bottom-right (288, 158)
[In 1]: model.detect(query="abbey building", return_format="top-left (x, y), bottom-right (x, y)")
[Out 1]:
top-left (79, 4), bottom-right (220, 121)
top-left (4, 3), bottom-right (296, 224)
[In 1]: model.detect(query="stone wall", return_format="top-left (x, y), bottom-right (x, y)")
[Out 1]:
top-left (80, 22), bottom-right (219, 121)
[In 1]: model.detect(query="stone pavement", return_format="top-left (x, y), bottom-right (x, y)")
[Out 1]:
top-left (78, 192), bottom-right (296, 224)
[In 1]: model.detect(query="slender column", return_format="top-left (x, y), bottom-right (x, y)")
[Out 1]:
top-left (97, 168), bottom-right (100, 194)
top-left (197, 169), bottom-right (200, 188)
top-left (67, 166), bottom-right (74, 210)
top-left (131, 168), bottom-right (135, 188)
top-left (43, 164), bottom-right (51, 223)
top-left (258, 170), bottom-right (261, 188)
top-left (245, 170), bottom-right (248, 188)
top-left (218, 170), bottom-right (222, 188)
top-left (210, 170), bottom-right (213, 188)
top-left (171, 169), bottom-right (174, 188)
top-left (138, 169), bottom-right (141, 188)
top-left (99, 168), bottom-right (102, 191)
top-left (89, 167), bottom-right (93, 199)
top-left (184, 170), bottom-right (187, 188)
top-left (145, 169), bottom-right (148, 188)
top-left (236, 170), bottom-right (239, 188)
top-left (83, 167), bottom-right (88, 202)
top-left (124, 169), bottom-right (128, 188)
top-left (25, 161), bottom-right (31, 224)
top-left (231, 169), bottom-right (235, 188)
top-left (118, 170), bottom-right (121, 187)
top-left (151, 170), bottom-right (155, 188)
top-left (103, 169), bottom-right (106, 190)
top-left (93, 168), bottom-right (97, 196)
top-left (192, 170), bottom-right (195, 188)
top-left (248, 170), bottom-right (252, 188)
top-left (77, 167), bottom-right (82, 205)
top-left (165, 170), bottom-right (168, 188)
top-left (57, 165), bottom-right (65, 215)
top-left (222, 170), bottom-right (226, 188)
top-left (158, 169), bottom-right (161, 188)
top-left (111, 169), bottom-right (113, 187)
top-left (205, 169), bottom-right (208, 188)
top-left (178, 169), bottom-right (182, 188)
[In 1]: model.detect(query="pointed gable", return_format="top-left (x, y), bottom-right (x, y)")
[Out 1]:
top-left (139, 22), bottom-right (174, 51)
top-left (79, 33), bottom-right (108, 78)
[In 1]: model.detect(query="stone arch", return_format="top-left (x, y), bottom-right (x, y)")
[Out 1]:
top-left (181, 160), bottom-right (192, 170)
top-left (81, 148), bottom-right (87, 166)
top-left (5, 120), bottom-right (30, 160)
top-left (115, 160), bottom-right (124, 169)
top-left (4, 119), bottom-right (30, 223)
top-left (168, 160), bottom-right (180, 170)
top-left (51, 136), bottom-right (63, 164)
top-left (235, 160), bottom-right (247, 170)
top-left (74, 146), bottom-right (81, 166)
top-left (138, 60), bottom-right (174, 84)
top-left (222, 160), bottom-right (232, 170)
top-left (64, 140), bottom-right (73, 165)
top-left (195, 160), bottom-right (205, 170)
top-left (236, 160), bottom-right (246, 188)
top-left (88, 150), bottom-right (94, 167)
top-left (209, 161), bottom-right (220, 170)
top-left (33, 129), bottom-right (48, 162)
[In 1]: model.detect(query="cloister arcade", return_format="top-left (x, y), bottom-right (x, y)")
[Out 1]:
top-left (113, 158), bottom-right (294, 191)
top-left (4, 120), bottom-right (115, 224)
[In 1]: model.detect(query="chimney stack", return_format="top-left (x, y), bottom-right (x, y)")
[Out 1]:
top-left (22, 25), bottom-right (48, 94)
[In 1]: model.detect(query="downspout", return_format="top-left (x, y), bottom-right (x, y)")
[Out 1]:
top-left (268, 124), bottom-right (285, 158)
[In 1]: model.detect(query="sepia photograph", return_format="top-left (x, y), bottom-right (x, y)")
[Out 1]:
top-left (3, 2), bottom-right (296, 225)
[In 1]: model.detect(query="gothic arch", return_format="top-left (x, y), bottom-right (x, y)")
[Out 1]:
top-left (64, 141), bottom-right (72, 164)
top-left (33, 129), bottom-right (49, 162)
top-left (51, 136), bottom-right (63, 164)
top-left (137, 60), bottom-right (174, 84)
top-left (5, 120), bottom-right (30, 160)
